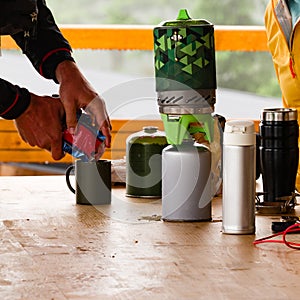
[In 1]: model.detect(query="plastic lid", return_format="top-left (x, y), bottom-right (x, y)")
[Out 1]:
top-left (159, 8), bottom-right (211, 26)
top-left (261, 108), bottom-right (298, 122)
top-left (224, 120), bottom-right (255, 146)
top-left (176, 9), bottom-right (192, 20)
top-left (126, 126), bottom-right (167, 145)
top-left (143, 126), bottom-right (158, 134)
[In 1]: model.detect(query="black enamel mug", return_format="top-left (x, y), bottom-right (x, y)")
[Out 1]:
top-left (66, 160), bottom-right (111, 205)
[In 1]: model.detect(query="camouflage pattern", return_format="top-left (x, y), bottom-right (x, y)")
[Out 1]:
top-left (154, 24), bottom-right (216, 91)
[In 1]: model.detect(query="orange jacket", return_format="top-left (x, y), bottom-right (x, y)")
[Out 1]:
top-left (265, 0), bottom-right (300, 112)
top-left (265, 0), bottom-right (300, 190)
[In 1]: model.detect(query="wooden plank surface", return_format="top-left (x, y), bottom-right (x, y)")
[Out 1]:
top-left (0, 175), bottom-right (299, 299)
top-left (0, 118), bottom-right (258, 165)
top-left (0, 119), bottom-right (163, 163)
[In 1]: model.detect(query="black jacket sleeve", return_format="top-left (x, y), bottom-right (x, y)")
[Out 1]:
top-left (0, 79), bottom-right (31, 120)
top-left (11, 0), bottom-right (75, 82)
top-left (0, 0), bottom-right (75, 120)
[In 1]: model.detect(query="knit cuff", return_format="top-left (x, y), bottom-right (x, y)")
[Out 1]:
top-left (0, 87), bottom-right (31, 120)
top-left (39, 48), bottom-right (75, 83)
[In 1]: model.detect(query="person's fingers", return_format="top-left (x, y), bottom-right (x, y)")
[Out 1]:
top-left (14, 125), bottom-right (28, 144)
top-left (14, 119), bottom-right (38, 147)
top-left (50, 131), bottom-right (64, 160)
top-left (51, 144), bottom-right (65, 160)
top-left (60, 95), bottom-right (77, 131)
top-left (101, 123), bottom-right (111, 148)
top-left (85, 96), bottom-right (106, 123)
top-left (64, 102), bottom-right (78, 131)
top-left (84, 95), bottom-right (111, 147)
top-left (14, 94), bottom-right (66, 161)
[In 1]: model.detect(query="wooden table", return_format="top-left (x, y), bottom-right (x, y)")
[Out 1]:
top-left (0, 176), bottom-right (299, 300)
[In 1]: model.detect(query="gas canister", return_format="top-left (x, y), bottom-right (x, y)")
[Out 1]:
top-left (126, 126), bottom-right (168, 198)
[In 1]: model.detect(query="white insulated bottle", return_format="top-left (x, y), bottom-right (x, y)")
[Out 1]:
top-left (222, 120), bottom-right (256, 234)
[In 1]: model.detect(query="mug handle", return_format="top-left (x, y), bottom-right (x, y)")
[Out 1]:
top-left (65, 165), bottom-right (75, 194)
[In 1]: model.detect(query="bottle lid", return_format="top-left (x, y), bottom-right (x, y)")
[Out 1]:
top-left (176, 9), bottom-right (192, 21)
top-left (143, 126), bottom-right (158, 134)
top-left (126, 126), bottom-right (168, 145)
top-left (159, 8), bottom-right (212, 27)
top-left (261, 108), bottom-right (298, 122)
top-left (224, 120), bottom-right (255, 146)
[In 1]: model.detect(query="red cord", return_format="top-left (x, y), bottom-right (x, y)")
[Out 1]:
top-left (253, 222), bottom-right (300, 250)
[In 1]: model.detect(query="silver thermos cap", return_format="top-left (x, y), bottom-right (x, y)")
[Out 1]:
top-left (261, 108), bottom-right (297, 122)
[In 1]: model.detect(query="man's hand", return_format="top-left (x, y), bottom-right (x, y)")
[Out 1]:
top-left (55, 60), bottom-right (111, 148)
top-left (14, 94), bottom-right (65, 160)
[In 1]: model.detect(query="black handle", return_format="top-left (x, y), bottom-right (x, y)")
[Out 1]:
top-left (65, 165), bottom-right (75, 194)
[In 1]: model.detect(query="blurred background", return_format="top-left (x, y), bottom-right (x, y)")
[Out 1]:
top-left (47, 0), bottom-right (280, 97)
top-left (1, 0), bottom-right (281, 98)
top-left (0, 0), bottom-right (282, 175)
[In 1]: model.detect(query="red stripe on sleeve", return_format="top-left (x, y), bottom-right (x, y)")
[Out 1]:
top-left (39, 48), bottom-right (72, 76)
top-left (0, 93), bottom-right (20, 116)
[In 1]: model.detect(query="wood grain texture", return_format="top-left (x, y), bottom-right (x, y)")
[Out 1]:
top-left (0, 176), bottom-right (299, 299)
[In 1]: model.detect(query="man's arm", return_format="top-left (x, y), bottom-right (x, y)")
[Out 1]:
top-left (11, 0), bottom-right (75, 82)
top-left (3, 0), bottom-right (111, 158)
top-left (0, 79), bottom-right (30, 119)
top-left (0, 0), bottom-right (72, 121)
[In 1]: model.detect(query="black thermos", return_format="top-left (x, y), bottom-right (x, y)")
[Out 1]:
top-left (259, 108), bottom-right (298, 203)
